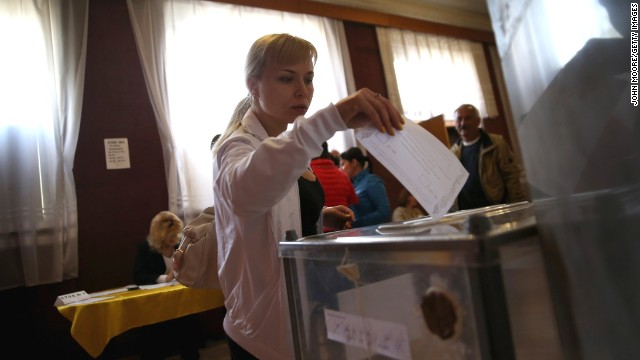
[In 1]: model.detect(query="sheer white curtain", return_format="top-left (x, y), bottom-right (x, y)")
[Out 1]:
top-left (127, 0), bottom-right (355, 221)
top-left (0, 0), bottom-right (88, 290)
top-left (376, 27), bottom-right (497, 121)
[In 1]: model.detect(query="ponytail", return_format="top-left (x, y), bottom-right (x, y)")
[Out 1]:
top-left (212, 96), bottom-right (252, 154)
top-left (340, 147), bottom-right (372, 172)
top-left (364, 155), bottom-right (373, 172)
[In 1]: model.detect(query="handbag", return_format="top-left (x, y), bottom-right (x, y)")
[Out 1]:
top-left (173, 206), bottom-right (220, 288)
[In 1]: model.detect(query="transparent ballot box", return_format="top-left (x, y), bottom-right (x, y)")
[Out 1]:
top-left (279, 202), bottom-right (562, 360)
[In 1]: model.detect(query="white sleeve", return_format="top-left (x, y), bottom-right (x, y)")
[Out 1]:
top-left (215, 104), bottom-right (347, 216)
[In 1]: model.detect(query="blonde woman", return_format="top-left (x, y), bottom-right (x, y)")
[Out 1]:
top-left (133, 211), bottom-right (183, 285)
top-left (211, 33), bottom-right (403, 359)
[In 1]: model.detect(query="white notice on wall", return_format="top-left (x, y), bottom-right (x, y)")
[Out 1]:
top-left (104, 138), bottom-right (131, 169)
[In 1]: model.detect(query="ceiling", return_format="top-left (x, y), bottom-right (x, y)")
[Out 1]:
top-left (310, 0), bottom-right (493, 32)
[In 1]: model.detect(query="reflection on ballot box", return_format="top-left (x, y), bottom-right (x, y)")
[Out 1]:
top-left (280, 202), bottom-right (564, 360)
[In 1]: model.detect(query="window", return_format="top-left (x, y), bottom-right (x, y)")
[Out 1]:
top-left (0, 1), bottom-right (88, 290)
top-left (376, 27), bottom-right (497, 121)
top-left (128, 0), bottom-right (355, 220)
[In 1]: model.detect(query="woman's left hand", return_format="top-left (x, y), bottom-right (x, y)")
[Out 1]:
top-left (322, 205), bottom-right (355, 230)
top-left (166, 269), bottom-right (175, 282)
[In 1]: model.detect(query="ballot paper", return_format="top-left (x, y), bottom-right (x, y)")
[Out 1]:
top-left (355, 120), bottom-right (468, 219)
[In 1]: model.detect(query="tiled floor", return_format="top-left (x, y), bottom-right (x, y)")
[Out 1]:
top-left (166, 338), bottom-right (231, 360)
top-left (198, 339), bottom-right (231, 360)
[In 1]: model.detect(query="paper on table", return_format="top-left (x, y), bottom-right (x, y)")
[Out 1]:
top-left (89, 287), bottom-right (130, 298)
top-left (67, 296), bottom-right (115, 306)
top-left (139, 280), bottom-right (178, 290)
top-left (355, 120), bottom-right (468, 219)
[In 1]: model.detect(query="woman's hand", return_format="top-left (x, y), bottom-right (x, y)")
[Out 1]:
top-left (172, 249), bottom-right (183, 272)
top-left (322, 205), bottom-right (355, 231)
top-left (165, 269), bottom-right (176, 282)
top-left (335, 88), bottom-right (404, 135)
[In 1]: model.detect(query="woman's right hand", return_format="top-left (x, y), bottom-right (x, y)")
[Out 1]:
top-left (335, 88), bottom-right (404, 135)
top-left (172, 249), bottom-right (183, 272)
top-left (322, 205), bottom-right (355, 230)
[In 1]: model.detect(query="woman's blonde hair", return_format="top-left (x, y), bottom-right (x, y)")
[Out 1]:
top-left (397, 188), bottom-right (411, 207)
top-left (212, 33), bottom-right (318, 154)
top-left (147, 211), bottom-right (183, 252)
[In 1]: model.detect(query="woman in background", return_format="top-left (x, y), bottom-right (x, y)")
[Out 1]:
top-left (310, 142), bottom-right (359, 231)
top-left (133, 210), bottom-right (182, 285)
top-left (135, 211), bottom-right (201, 360)
top-left (392, 187), bottom-right (425, 221)
top-left (211, 33), bottom-right (403, 360)
top-left (340, 147), bottom-right (391, 227)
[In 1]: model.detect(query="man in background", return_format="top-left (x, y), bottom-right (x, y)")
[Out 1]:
top-left (450, 104), bottom-right (526, 210)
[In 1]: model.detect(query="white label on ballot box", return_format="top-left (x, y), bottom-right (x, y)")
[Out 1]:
top-left (54, 290), bottom-right (90, 306)
top-left (325, 308), bottom-right (411, 360)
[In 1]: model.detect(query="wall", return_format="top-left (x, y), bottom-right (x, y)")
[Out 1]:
top-left (74, 0), bottom-right (168, 293)
top-left (343, 21), bottom-right (404, 213)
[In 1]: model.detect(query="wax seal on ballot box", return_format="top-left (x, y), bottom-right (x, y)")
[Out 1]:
top-left (420, 286), bottom-right (461, 340)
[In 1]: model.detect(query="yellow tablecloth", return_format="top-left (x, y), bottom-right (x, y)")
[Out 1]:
top-left (56, 284), bottom-right (224, 358)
